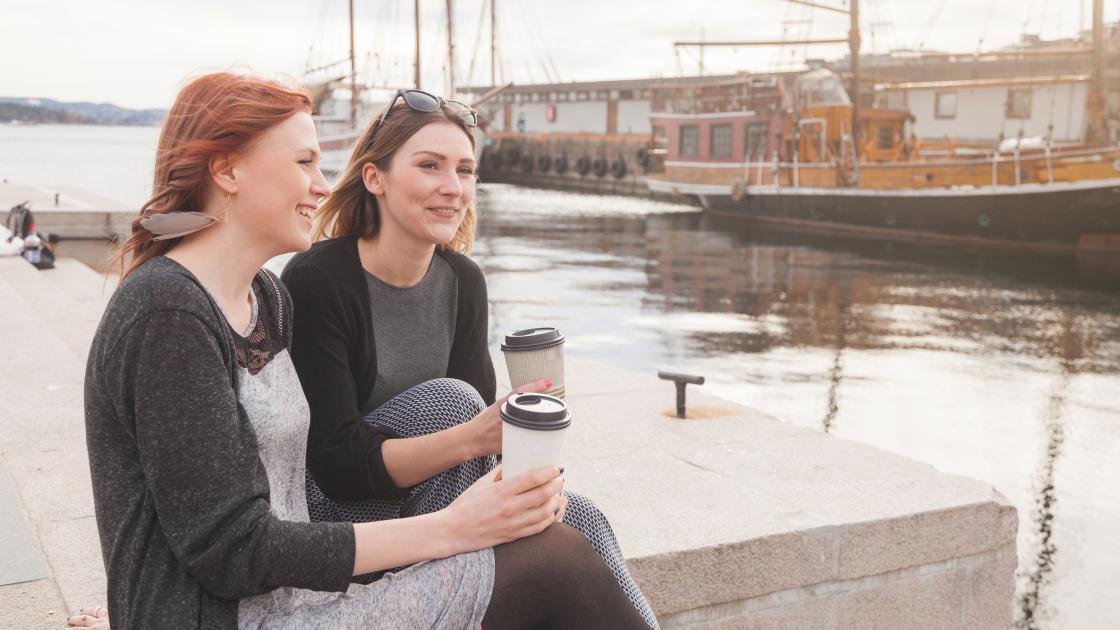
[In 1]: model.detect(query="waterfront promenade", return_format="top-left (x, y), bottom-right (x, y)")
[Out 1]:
top-left (0, 255), bottom-right (1018, 628)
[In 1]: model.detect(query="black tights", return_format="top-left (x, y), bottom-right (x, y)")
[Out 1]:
top-left (482, 524), bottom-right (649, 630)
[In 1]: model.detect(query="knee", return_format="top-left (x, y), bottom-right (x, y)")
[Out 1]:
top-left (371, 378), bottom-right (487, 435)
top-left (414, 378), bottom-right (486, 418)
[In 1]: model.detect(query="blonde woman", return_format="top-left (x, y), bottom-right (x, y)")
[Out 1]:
top-left (282, 90), bottom-right (659, 627)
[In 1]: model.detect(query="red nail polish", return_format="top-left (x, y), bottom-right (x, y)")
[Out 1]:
top-left (545, 379), bottom-right (553, 388)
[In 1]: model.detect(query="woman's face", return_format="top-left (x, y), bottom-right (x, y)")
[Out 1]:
top-left (230, 111), bottom-right (330, 256)
top-left (366, 121), bottom-right (476, 248)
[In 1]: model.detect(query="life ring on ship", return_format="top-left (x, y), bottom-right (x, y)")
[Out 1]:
top-left (592, 157), bottom-right (608, 177)
top-left (554, 155), bottom-right (569, 174)
top-left (537, 155), bottom-right (552, 173)
top-left (635, 146), bottom-right (650, 167)
top-left (575, 156), bottom-right (591, 175)
top-left (520, 155), bottom-right (535, 173)
top-left (730, 178), bottom-right (748, 202)
top-left (610, 159), bottom-right (627, 179)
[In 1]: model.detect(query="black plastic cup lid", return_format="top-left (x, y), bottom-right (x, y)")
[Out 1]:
top-left (500, 393), bottom-right (572, 431)
top-left (501, 327), bottom-right (565, 351)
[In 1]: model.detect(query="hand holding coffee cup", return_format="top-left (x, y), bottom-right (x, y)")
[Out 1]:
top-left (464, 378), bottom-right (551, 458)
top-left (500, 392), bottom-right (572, 479)
top-left (502, 327), bottom-right (566, 398)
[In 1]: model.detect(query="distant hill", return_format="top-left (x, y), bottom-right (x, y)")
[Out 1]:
top-left (0, 103), bottom-right (95, 124)
top-left (0, 97), bottom-right (165, 126)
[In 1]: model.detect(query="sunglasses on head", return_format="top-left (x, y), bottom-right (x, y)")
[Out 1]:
top-left (376, 89), bottom-right (478, 130)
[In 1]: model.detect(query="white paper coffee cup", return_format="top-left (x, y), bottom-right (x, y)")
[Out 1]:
top-left (501, 327), bottom-right (566, 398)
top-left (500, 393), bottom-right (571, 479)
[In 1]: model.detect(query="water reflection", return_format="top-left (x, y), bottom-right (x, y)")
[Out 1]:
top-left (474, 184), bottom-right (1120, 629)
top-left (821, 293), bottom-right (850, 434)
top-left (1015, 312), bottom-right (1087, 630)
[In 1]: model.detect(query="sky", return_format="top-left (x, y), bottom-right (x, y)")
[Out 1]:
top-left (1, 0), bottom-right (1113, 110)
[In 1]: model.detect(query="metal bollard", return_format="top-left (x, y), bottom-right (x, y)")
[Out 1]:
top-left (657, 371), bottom-right (705, 418)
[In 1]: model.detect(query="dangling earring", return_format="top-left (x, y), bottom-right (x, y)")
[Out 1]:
top-left (219, 193), bottom-right (232, 223)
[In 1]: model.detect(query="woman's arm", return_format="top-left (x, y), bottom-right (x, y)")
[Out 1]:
top-left (352, 465), bottom-right (564, 575)
top-left (112, 309), bottom-right (355, 598)
top-left (379, 380), bottom-right (548, 488)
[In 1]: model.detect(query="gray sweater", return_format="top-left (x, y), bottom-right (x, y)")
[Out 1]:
top-left (84, 257), bottom-right (355, 630)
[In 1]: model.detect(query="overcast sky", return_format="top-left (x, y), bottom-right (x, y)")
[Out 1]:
top-left (2, 0), bottom-right (1112, 109)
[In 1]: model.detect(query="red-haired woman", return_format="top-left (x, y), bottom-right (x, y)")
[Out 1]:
top-left (69, 72), bottom-right (646, 630)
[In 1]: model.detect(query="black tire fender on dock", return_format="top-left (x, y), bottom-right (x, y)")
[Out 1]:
top-left (520, 154), bottom-right (535, 172)
top-left (575, 156), bottom-right (591, 175)
top-left (537, 154), bottom-right (551, 172)
top-left (610, 158), bottom-right (627, 178)
top-left (635, 146), bottom-right (650, 167)
top-left (554, 155), bottom-right (569, 174)
top-left (487, 151), bottom-right (504, 171)
top-left (592, 157), bottom-right (607, 177)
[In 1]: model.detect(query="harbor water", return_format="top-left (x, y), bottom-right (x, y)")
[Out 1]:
top-left (4, 124), bottom-right (1118, 629)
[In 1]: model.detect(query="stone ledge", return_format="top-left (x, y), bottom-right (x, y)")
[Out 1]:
top-left (498, 354), bottom-right (1018, 626)
top-left (657, 543), bottom-right (1017, 629)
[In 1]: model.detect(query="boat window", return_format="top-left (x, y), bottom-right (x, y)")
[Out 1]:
top-left (745, 124), bottom-right (768, 160)
top-left (711, 124), bottom-right (733, 159)
top-left (680, 125), bottom-right (699, 158)
top-left (877, 124), bottom-right (894, 149)
top-left (1006, 88), bottom-right (1032, 119)
top-left (878, 90), bottom-right (906, 110)
top-left (935, 91), bottom-right (957, 119)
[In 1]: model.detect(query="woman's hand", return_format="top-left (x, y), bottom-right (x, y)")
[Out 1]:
top-left (443, 464), bottom-right (564, 554)
top-left (462, 379), bottom-right (550, 459)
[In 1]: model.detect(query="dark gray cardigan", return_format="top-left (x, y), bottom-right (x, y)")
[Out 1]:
top-left (84, 256), bottom-right (355, 630)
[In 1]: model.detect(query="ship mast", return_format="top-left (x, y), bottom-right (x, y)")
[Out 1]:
top-left (415, 0), bottom-right (422, 89)
top-left (849, 0), bottom-right (860, 159)
top-left (348, 0), bottom-right (358, 127)
top-left (1088, 0), bottom-right (1107, 146)
top-left (490, 0), bottom-right (497, 86)
top-left (446, 0), bottom-right (456, 96)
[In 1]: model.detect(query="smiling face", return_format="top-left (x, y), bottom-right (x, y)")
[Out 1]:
top-left (228, 111), bottom-right (330, 256)
top-left (362, 121), bottom-right (476, 248)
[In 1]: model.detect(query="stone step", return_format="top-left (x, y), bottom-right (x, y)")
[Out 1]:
top-left (0, 258), bottom-right (104, 622)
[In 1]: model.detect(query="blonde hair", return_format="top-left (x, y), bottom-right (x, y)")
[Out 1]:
top-left (315, 101), bottom-right (477, 254)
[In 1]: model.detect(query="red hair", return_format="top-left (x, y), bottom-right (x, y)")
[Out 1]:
top-left (114, 71), bottom-right (312, 279)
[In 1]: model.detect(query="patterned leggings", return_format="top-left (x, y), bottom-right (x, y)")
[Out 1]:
top-left (305, 378), bottom-right (658, 629)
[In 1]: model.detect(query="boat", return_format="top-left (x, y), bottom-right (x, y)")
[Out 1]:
top-left (645, 0), bottom-right (1120, 253)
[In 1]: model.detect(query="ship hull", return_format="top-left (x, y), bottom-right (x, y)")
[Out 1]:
top-left (648, 179), bottom-right (1120, 253)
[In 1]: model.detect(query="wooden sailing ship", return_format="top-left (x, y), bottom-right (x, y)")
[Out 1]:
top-left (646, 0), bottom-right (1120, 253)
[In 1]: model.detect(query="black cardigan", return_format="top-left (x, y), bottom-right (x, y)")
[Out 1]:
top-left (85, 257), bottom-right (354, 630)
top-left (282, 236), bottom-right (496, 502)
